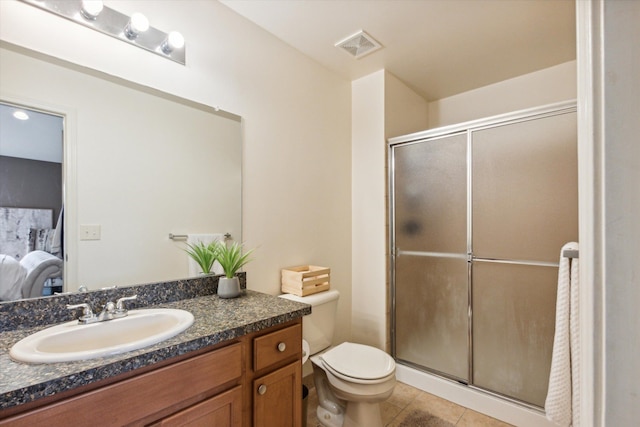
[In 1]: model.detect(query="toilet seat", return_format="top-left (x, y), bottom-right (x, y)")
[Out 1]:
top-left (319, 342), bottom-right (395, 384)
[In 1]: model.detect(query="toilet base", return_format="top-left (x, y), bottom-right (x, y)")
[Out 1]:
top-left (343, 401), bottom-right (383, 427)
top-left (313, 361), bottom-right (346, 427)
top-left (312, 354), bottom-right (394, 427)
top-left (317, 405), bottom-right (344, 427)
top-left (316, 396), bottom-right (384, 427)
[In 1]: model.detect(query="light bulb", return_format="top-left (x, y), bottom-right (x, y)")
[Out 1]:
top-left (80, 0), bottom-right (103, 20)
top-left (161, 31), bottom-right (185, 54)
top-left (13, 110), bottom-right (29, 121)
top-left (124, 12), bottom-right (149, 39)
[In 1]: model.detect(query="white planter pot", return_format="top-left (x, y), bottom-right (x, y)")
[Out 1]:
top-left (218, 276), bottom-right (241, 299)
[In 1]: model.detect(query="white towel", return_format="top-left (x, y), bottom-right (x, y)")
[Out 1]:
top-left (50, 207), bottom-right (63, 256)
top-left (569, 248), bottom-right (580, 427)
top-left (0, 254), bottom-right (27, 301)
top-left (545, 242), bottom-right (579, 426)
top-left (186, 234), bottom-right (225, 276)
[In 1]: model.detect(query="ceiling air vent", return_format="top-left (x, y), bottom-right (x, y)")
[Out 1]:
top-left (335, 30), bottom-right (382, 59)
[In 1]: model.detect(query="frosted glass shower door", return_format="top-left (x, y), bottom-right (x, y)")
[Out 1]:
top-left (471, 112), bottom-right (578, 406)
top-left (472, 113), bottom-right (578, 262)
top-left (392, 133), bottom-right (469, 381)
top-left (391, 104), bottom-right (577, 408)
top-left (472, 263), bottom-right (558, 406)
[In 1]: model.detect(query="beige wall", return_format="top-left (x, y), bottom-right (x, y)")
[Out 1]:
top-left (428, 60), bottom-right (576, 127)
top-left (384, 72), bottom-right (430, 139)
top-left (351, 71), bottom-right (386, 348)
top-left (0, 0), bottom-right (353, 342)
top-left (351, 70), bottom-right (429, 349)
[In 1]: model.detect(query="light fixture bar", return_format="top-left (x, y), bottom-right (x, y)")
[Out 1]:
top-left (20, 0), bottom-right (186, 65)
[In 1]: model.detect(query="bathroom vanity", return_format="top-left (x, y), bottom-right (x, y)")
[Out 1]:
top-left (0, 280), bottom-right (310, 427)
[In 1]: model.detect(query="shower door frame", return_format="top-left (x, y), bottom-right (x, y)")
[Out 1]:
top-left (388, 100), bottom-right (577, 409)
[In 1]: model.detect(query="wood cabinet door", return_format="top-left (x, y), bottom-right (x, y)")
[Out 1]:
top-left (253, 361), bottom-right (301, 427)
top-left (152, 386), bottom-right (242, 427)
top-left (0, 343), bottom-right (242, 427)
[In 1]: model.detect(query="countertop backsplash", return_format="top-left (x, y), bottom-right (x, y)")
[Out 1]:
top-left (0, 273), bottom-right (246, 331)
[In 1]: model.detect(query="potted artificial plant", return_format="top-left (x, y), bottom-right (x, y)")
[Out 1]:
top-left (214, 241), bottom-right (254, 298)
top-left (184, 241), bottom-right (217, 275)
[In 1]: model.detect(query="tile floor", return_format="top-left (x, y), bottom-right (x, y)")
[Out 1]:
top-left (304, 379), bottom-right (514, 427)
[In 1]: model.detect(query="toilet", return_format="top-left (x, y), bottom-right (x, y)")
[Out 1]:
top-left (280, 290), bottom-right (396, 427)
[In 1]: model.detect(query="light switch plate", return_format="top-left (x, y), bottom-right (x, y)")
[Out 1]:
top-left (80, 224), bottom-right (101, 240)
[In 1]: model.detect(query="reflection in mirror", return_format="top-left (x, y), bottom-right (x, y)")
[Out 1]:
top-left (0, 103), bottom-right (64, 300)
top-left (0, 43), bottom-right (242, 302)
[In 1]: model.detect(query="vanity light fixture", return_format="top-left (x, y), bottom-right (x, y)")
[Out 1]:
top-left (19, 0), bottom-right (186, 65)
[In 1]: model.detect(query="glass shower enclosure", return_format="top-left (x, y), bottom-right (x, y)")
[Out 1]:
top-left (388, 101), bottom-right (578, 408)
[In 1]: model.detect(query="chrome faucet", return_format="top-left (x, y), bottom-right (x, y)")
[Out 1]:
top-left (67, 295), bottom-right (138, 324)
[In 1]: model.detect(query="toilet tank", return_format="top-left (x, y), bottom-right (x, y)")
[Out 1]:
top-left (279, 289), bottom-right (339, 355)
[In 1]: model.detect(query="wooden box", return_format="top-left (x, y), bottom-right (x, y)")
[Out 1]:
top-left (281, 265), bottom-right (330, 296)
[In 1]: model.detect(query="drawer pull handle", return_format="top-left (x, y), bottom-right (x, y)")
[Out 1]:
top-left (258, 384), bottom-right (267, 395)
top-left (277, 342), bottom-right (287, 352)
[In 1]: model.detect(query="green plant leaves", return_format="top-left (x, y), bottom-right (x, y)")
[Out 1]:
top-left (183, 241), bottom-right (217, 274)
top-left (214, 242), bottom-right (255, 278)
top-left (183, 241), bottom-right (255, 278)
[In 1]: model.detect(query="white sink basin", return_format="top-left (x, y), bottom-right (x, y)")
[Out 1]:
top-left (10, 308), bottom-right (194, 364)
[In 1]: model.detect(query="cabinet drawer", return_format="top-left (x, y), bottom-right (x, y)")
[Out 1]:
top-left (253, 324), bottom-right (301, 372)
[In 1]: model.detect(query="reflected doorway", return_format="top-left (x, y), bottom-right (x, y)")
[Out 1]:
top-left (0, 101), bottom-right (64, 300)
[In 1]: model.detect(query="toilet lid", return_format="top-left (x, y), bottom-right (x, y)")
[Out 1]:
top-left (320, 342), bottom-right (395, 380)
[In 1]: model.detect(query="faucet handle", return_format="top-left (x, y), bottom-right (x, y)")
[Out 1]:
top-left (67, 303), bottom-right (95, 323)
top-left (116, 295), bottom-right (138, 312)
top-left (103, 301), bottom-right (116, 313)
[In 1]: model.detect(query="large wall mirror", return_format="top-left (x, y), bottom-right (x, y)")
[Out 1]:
top-left (0, 42), bottom-right (242, 302)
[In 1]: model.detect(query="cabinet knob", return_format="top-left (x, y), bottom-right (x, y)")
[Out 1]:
top-left (277, 342), bottom-right (287, 352)
top-left (258, 384), bottom-right (267, 395)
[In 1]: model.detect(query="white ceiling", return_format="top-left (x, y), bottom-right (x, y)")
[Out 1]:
top-left (0, 103), bottom-right (63, 163)
top-left (219, 0), bottom-right (576, 101)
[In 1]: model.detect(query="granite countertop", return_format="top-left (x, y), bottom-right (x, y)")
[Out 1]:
top-left (0, 290), bottom-right (310, 411)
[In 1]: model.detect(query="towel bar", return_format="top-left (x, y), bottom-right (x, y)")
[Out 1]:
top-left (562, 249), bottom-right (579, 259)
top-left (169, 233), bottom-right (232, 241)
